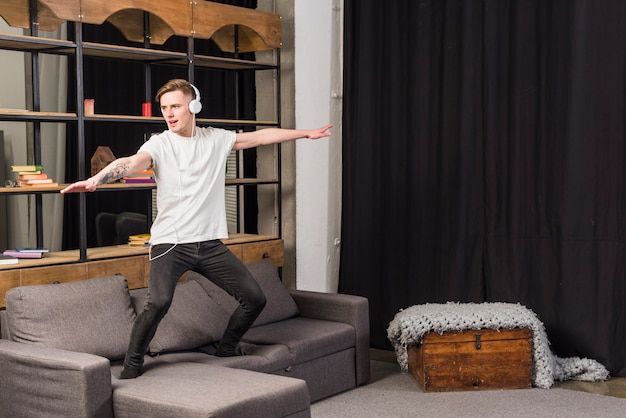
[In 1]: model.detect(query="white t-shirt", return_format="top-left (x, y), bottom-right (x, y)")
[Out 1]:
top-left (139, 127), bottom-right (236, 245)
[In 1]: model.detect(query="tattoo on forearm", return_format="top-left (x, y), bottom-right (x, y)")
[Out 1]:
top-left (100, 162), bottom-right (129, 184)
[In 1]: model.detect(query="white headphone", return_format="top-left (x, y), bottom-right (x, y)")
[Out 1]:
top-left (188, 83), bottom-right (202, 114)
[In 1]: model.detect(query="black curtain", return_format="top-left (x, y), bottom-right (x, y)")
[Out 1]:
top-left (63, 0), bottom-right (258, 249)
top-left (340, 0), bottom-right (626, 377)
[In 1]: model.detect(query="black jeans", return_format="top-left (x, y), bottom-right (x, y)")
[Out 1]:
top-left (123, 240), bottom-right (266, 370)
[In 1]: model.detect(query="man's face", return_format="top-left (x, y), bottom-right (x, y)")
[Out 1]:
top-left (159, 89), bottom-right (194, 137)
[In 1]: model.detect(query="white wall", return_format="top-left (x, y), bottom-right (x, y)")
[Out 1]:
top-left (294, 1), bottom-right (343, 292)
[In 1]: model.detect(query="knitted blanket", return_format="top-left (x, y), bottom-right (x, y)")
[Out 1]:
top-left (387, 302), bottom-right (609, 389)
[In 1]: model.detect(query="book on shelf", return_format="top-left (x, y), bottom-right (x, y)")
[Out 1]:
top-left (128, 169), bottom-right (155, 177)
top-left (15, 247), bottom-right (49, 253)
top-left (0, 255), bottom-right (19, 265)
top-left (11, 165), bottom-right (44, 172)
top-left (128, 234), bottom-right (151, 246)
top-left (18, 181), bottom-right (59, 188)
top-left (17, 183), bottom-right (60, 188)
top-left (18, 178), bottom-right (55, 185)
top-left (3, 250), bottom-right (43, 259)
top-left (120, 178), bottom-right (156, 184)
top-left (121, 169), bottom-right (155, 184)
top-left (17, 173), bottom-right (47, 180)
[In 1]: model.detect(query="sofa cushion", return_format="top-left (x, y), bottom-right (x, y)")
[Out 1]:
top-left (112, 362), bottom-right (310, 418)
top-left (188, 260), bottom-right (299, 327)
top-left (243, 317), bottom-right (356, 364)
top-left (131, 280), bottom-right (232, 354)
top-left (152, 342), bottom-right (295, 374)
top-left (248, 260), bottom-right (299, 326)
top-left (5, 275), bottom-right (135, 361)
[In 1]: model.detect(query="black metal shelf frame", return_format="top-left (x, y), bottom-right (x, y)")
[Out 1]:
top-left (0, 5), bottom-right (282, 259)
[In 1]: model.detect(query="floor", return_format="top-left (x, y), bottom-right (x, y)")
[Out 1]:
top-left (370, 348), bottom-right (626, 399)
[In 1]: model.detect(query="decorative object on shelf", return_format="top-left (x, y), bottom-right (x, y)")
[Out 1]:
top-left (91, 146), bottom-right (116, 176)
top-left (142, 102), bottom-right (152, 117)
top-left (84, 98), bottom-right (95, 115)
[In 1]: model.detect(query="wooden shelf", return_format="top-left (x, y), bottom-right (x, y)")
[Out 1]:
top-left (223, 233), bottom-right (280, 245)
top-left (0, 34), bottom-right (278, 70)
top-left (0, 183), bottom-right (155, 194)
top-left (0, 234), bottom-right (279, 271)
top-left (0, 179), bottom-right (278, 195)
top-left (82, 42), bottom-right (277, 70)
top-left (85, 114), bottom-right (278, 127)
top-left (0, 109), bottom-right (277, 126)
top-left (0, 33), bottom-right (75, 52)
top-left (0, 109), bottom-right (77, 122)
top-left (225, 178), bottom-right (278, 186)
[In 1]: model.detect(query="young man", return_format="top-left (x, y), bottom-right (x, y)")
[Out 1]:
top-left (61, 78), bottom-right (332, 378)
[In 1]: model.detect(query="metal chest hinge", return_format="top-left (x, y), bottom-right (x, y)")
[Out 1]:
top-left (475, 333), bottom-right (482, 350)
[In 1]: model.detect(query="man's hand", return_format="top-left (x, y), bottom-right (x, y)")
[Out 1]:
top-left (306, 124), bottom-right (333, 139)
top-left (60, 177), bottom-right (100, 194)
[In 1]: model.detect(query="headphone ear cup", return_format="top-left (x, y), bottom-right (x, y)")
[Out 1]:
top-left (189, 99), bottom-right (202, 114)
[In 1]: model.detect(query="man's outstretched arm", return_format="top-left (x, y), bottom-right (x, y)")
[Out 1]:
top-left (61, 151), bottom-right (152, 194)
top-left (233, 124), bottom-right (333, 150)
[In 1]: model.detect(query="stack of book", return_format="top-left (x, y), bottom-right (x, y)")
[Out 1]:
top-left (12, 165), bottom-right (59, 188)
top-left (121, 169), bottom-right (155, 184)
top-left (128, 234), bottom-right (150, 247)
top-left (2, 247), bottom-right (49, 259)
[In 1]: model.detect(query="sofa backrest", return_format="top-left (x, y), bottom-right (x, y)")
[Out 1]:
top-left (1, 259), bottom-right (299, 358)
top-left (4, 275), bottom-right (136, 360)
top-left (0, 310), bottom-right (9, 340)
top-left (134, 259), bottom-right (300, 355)
top-left (186, 259), bottom-right (300, 328)
top-left (130, 279), bottom-right (233, 354)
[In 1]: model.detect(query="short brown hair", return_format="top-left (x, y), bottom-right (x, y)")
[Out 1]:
top-left (155, 79), bottom-right (195, 103)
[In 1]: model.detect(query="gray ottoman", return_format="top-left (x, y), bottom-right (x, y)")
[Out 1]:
top-left (112, 362), bottom-right (310, 418)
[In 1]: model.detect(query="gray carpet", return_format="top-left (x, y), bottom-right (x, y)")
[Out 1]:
top-left (311, 361), bottom-right (626, 417)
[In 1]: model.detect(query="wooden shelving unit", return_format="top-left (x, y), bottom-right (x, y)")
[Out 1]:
top-left (0, 0), bottom-right (284, 291)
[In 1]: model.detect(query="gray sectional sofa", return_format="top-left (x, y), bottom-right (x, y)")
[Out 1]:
top-left (0, 259), bottom-right (370, 417)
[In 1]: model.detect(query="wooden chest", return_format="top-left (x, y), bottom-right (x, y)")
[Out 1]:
top-left (408, 328), bottom-right (532, 392)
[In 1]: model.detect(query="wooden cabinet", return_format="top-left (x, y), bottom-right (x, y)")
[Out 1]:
top-left (20, 264), bottom-right (88, 287)
top-left (0, 270), bottom-right (19, 307)
top-left (87, 257), bottom-right (147, 289)
top-left (0, 236), bottom-right (283, 308)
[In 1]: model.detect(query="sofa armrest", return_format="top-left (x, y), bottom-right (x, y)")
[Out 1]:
top-left (289, 290), bottom-right (370, 386)
top-left (0, 339), bottom-right (113, 418)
